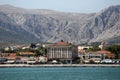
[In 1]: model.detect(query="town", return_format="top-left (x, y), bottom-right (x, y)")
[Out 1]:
top-left (0, 40), bottom-right (120, 65)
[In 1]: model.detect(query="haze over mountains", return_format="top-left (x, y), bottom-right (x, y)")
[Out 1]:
top-left (0, 5), bottom-right (120, 45)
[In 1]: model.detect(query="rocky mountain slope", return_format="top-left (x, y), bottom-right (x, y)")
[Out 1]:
top-left (0, 5), bottom-right (120, 45)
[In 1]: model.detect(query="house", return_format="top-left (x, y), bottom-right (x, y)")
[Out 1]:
top-left (0, 53), bottom-right (9, 57)
top-left (4, 46), bottom-right (16, 51)
top-left (47, 40), bottom-right (78, 63)
top-left (78, 45), bottom-right (92, 50)
top-left (27, 57), bottom-right (37, 64)
top-left (78, 50), bottom-right (115, 63)
top-left (19, 52), bottom-right (35, 57)
top-left (79, 52), bottom-right (103, 63)
top-left (6, 53), bottom-right (20, 64)
top-left (42, 43), bottom-right (53, 47)
top-left (4, 47), bottom-right (9, 51)
top-left (96, 50), bottom-right (115, 59)
top-left (20, 57), bottom-right (29, 64)
top-left (38, 56), bottom-right (47, 63)
top-left (78, 52), bottom-right (102, 60)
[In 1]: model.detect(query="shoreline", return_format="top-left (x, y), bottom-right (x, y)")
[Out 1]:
top-left (0, 64), bottom-right (120, 68)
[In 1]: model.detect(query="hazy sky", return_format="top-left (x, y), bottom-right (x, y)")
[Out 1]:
top-left (0, 0), bottom-right (120, 13)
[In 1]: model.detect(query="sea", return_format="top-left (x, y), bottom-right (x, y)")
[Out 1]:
top-left (0, 67), bottom-right (120, 80)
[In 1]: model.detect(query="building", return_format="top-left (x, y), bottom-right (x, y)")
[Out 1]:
top-left (6, 53), bottom-right (20, 64)
top-left (78, 50), bottom-right (115, 63)
top-left (19, 52), bottom-right (35, 57)
top-left (47, 40), bottom-right (78, 63)
top-left (78, 45), bottom-right (92, 50)
top-left (99, 42), bottom-right (106, 50)
top-left (78, 51), bottom-right (103, 63)
top-left (96, 50), bottom-right (115, 59)
top-left (78, 52), bottom-right (102, 60)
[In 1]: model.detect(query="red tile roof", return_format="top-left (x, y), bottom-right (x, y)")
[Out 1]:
top-left (9, 54), bottom-right (17, 57)
top-left (96, 50), bottom-right (115, 58)
top-left (7, 53), bottom-right (20, 60)
top-left (55, 41), bottom-right (69, 46)
top-left (48, 41), bottom-right (71, 47)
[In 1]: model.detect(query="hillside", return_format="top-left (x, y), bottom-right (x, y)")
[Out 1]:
top-left (0, 5), bottom-right (120, 45)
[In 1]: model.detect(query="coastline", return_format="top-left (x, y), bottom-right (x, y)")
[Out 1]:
top-left (0, 64), bottom-right (120, 68)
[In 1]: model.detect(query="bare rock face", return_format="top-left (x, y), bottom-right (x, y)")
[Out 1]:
top-left (0, 5), bottom-right (120, 45)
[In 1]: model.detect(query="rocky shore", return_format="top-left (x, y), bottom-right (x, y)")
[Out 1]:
top-left (0, 64), bottom-right (120, 68)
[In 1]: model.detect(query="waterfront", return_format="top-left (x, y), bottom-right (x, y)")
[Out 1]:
top-left (0, 67), bottom-right (120, 80)
top-left (0, 64), bottom-right (120, 68)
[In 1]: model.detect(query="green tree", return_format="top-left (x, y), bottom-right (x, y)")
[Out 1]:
top-left (106, 45), bottom-right (120, 59)
top-left (30, 43), bottom-right (36, 48)
top-left (88, 45), bottom-right (101, 52)
top-left (16, 52), bottom-right (20, 56)
top-left (35, 47), bottom-right (47, 56)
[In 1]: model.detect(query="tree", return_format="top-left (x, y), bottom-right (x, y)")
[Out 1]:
top-left (88, 45), bottom-right (101, 52)
top-left (30, 43), bottom-right (36, 48)
top-left (35, 47), bottom-right (47, 56)
top-left (16, 52), bottom-right (20, 56)
top-left (105, 45), bottom-right (120, 59)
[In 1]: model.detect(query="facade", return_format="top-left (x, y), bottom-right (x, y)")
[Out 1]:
top-left (78, 51), bottom-right (104, 63)
top-left (78, 52), bottom-right (103, 60)
top-left (47, 40), bottom-right (78, 63)
top-left (78, 45), bottom-right (92, 50)
top-left (19, 52), bottom-right (35, 57)
top-left (78, 50), bottom-right (115, 63)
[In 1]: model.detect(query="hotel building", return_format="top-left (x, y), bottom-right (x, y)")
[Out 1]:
top-left (47, 40), bottom-right (78, 63)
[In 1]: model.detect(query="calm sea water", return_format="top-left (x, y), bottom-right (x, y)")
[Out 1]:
top-left (0, 67), bottom-right (120, 80)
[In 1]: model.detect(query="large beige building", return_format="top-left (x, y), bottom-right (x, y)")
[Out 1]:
top-left (47, 40), bottom-right (77, 63)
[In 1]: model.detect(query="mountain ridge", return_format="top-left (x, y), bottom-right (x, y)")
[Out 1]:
top-left (0, 5), bottom-right (120, 45)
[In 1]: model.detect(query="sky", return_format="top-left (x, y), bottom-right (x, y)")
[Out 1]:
top-left (0, 0), bottom-right (120, 13)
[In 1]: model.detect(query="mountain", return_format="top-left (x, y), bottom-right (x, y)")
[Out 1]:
top-left (0, 5), bottom-right (120, 45)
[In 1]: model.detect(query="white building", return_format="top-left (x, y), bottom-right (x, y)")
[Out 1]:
top-left (78, 52), bottom-right (104, 63)
top-left (78, 45), bottom-right (92, 50)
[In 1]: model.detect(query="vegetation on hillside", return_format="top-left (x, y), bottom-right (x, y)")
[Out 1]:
top-left (105, 45), bottom-right (120, 59)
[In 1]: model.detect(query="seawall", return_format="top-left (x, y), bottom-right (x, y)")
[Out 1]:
top-left (0, 64), bottom-right (120, 68)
